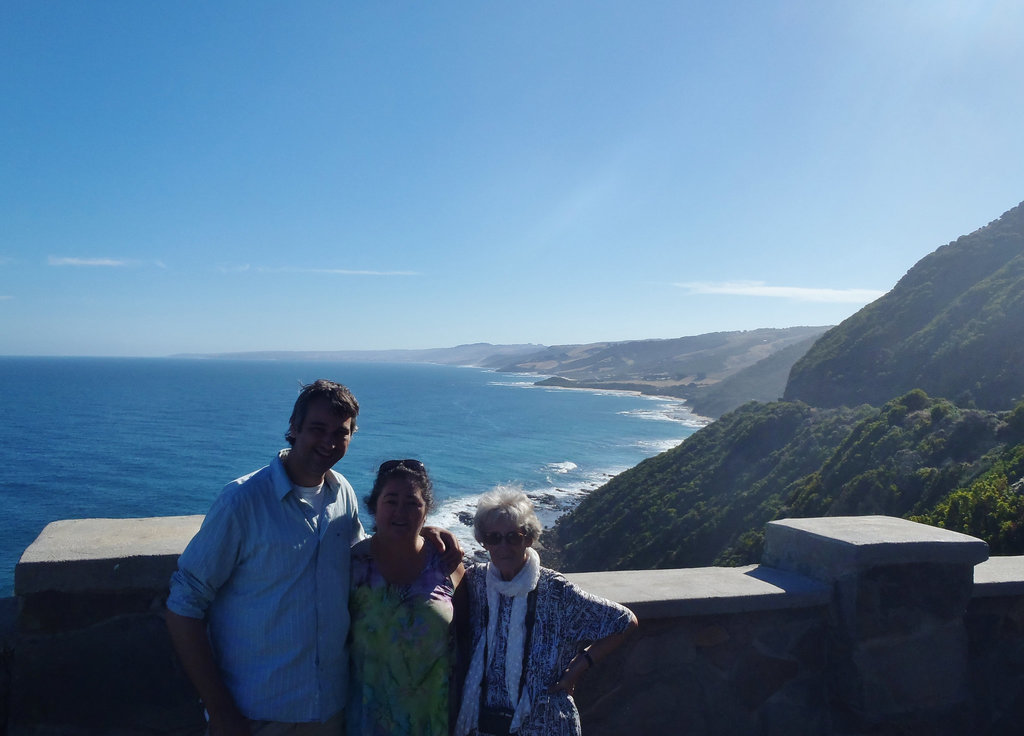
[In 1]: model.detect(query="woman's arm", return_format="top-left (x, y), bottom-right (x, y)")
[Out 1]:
top-left (449, 560), bottom-right (468, 650)
top-left (450, 562), bottom-right (475, 727)
top-left (547, 609), bottom-right (638, 696)
top-left (449, 560), bottom-right (466, 589)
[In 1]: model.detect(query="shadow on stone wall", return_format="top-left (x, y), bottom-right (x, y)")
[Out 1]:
top-left (3, 515), bottom-right (1024, 735)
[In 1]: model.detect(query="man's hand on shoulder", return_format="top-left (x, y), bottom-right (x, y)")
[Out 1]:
top-left (421, 525), bottom-right (464, 575)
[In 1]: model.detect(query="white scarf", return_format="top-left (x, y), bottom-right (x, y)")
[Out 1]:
top-left (455, 547), bottom-right (541, 736)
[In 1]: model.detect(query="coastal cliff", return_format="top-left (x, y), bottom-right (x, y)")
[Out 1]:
top-left (504, 326), bottom-right (830, 418)
top-left (553, 200), bottom-right (1024, 573)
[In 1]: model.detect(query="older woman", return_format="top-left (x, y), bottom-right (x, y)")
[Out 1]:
top-left (348, 459), bottom-right (464, 736)
top-left (455, 487), bottom-right (637, 736)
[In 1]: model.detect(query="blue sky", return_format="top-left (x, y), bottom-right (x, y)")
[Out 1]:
top-left (3, 2), bottom-right (1023, 356)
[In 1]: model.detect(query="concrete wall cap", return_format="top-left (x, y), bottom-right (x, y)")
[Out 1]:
top-left (763, 516), bottom-right (990, 581)
top-left (972, 555), bottom-right (1024, 598)
top-left (566, 564), bottom-right (830, 619)
top-left (15, 516), bottom-right (203, 595)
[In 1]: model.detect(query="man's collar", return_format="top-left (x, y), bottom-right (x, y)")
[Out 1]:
top-left (271, 450), bottom-right (295, 501)
top-left (272, 449), bottom-right (340, 501)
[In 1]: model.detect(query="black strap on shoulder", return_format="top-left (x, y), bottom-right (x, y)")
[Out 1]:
top-left (520, 588), bottom-right (538, 693)
top-left (479, 587), bottom-right (541, 711)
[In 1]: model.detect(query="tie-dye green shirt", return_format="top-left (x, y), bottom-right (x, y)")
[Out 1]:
top-left (348, 540), bottom-right (455, 736)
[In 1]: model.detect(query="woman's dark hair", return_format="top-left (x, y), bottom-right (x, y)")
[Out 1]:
top-left (285, 379), bottom-right (359, 446)
top-left (364, 459), bottom-right (434, 515)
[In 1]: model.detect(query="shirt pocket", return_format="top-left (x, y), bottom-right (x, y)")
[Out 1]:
top-left (239, 519), bottom-right (319, 595)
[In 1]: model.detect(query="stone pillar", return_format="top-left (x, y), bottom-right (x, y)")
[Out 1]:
top-left (763, 515), bottom-right (989, 735)
top-left (11, 516), bottom-right (206, 736)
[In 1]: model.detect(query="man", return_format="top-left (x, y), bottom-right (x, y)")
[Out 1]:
top-left (166, 379), bottom-right (458, 736)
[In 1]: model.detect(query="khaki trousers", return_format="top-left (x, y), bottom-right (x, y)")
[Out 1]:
top-left (208, 711), bottom-right (345, 736)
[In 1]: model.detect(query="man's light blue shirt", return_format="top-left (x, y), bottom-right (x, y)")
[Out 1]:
top-left (167, 451), bottom-right (364, 722)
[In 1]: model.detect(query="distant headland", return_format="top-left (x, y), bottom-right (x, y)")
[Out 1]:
top-left (171, 325), bottom-right (831, 420)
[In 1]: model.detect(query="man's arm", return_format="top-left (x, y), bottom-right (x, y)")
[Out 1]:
top-left (421, 525), bottom-right (464, 575)
top-left (165, 610), bottom-right (250, 736)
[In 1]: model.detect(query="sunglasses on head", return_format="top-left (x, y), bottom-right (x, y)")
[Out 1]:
top-left (481, 529), bottom-right (529, 547)
top-left (378, 458), bottom-right (426, 473)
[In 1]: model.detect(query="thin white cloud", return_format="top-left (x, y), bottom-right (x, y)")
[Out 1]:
top-left (0, 295), bottom-right (13, 301)
top-left (49, 256), bottom-right (168, 269)
top-left (675, 281), bottom-right (886, 303)
top-left (48, 256), bottom-right (130, 267)
top-left (256, 266), bottom-right (419, 276)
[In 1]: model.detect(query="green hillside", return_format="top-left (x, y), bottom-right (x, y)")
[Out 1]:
top-left (553, 200), bottom-right (1024, 571)
top-left (684, 335), bottom-right (821, 418)
top-left (785, 201), bottom-right (1024, 411)
top-left (556, 392), bottom-right (1024, 571)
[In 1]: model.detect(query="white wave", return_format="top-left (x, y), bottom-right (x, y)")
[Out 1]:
top-left (540, 385), bottom-right (644, 399)
top-left (488, 376), bottom-right (711, 429)
top-left (487, 373), bottom-right (552, 388)
top-left (618, 408), bottom-right (680, 422)
top-left (634, 437), bottom-right (686, 453)
top-left (430, 472), bottom-right (617, 564)
top-left (544, 461), bottom-right (578, 474)
top-left (618, 402), bottom-right (710, 428)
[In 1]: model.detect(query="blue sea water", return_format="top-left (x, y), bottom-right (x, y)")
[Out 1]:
top-left (0, 357), bottom-right (706, 596)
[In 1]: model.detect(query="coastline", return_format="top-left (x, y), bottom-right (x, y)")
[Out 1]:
top-left (470, 363), bottom-right (711, 421)
top-left (0, 359), bottom-right (702, 597)
top-left (533, 375), bottom-right (697, 402)
top-left (433, 373), bottom-right (708, 565)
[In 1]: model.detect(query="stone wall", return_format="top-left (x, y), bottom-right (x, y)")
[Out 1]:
top-left (963, 559), bottom-right (1024, 734)
top-left (2, 515), bottom-right (1023, 735)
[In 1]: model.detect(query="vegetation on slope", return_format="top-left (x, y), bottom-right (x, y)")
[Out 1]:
top-left (553, 200), bottom-right (1024, 572)
top-left (911, 402), bottom-right (1024, 554)
top-left (683, 335), bottom-right (820, 418)
top-left (555, 392), bottom-right (1024, 571)
top-left (785, 201), bottom-right (1024, 411)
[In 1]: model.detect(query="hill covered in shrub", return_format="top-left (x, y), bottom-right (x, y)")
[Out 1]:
top-left (785, 201), bottom-right (1024, 411)
top-left (553, 200), bottom-right (1024, 571)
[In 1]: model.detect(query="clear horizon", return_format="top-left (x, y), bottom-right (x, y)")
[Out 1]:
top-left (0, 328), bottom-right (832, 360)
top-left (3, 2), bottom-right (1023, 357)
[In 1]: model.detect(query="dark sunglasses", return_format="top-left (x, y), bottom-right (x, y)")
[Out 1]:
top-left (378, 458), bottom-right (426, 473)
top-left (481, 530), bottom-right (529, 547)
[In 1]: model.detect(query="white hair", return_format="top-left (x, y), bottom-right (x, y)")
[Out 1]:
top-left (473, 485), bottom-right (543, 543)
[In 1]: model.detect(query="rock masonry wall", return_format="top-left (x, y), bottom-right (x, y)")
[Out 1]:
top-left (2, 515), bottom-right (1024, 736)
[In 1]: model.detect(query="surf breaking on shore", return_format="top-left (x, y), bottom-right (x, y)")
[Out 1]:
top-left (430, 388), bottom-right (709, 562)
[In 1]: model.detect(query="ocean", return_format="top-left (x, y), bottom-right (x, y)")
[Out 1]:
top-left (0, 357), bottom-right (706, 596)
